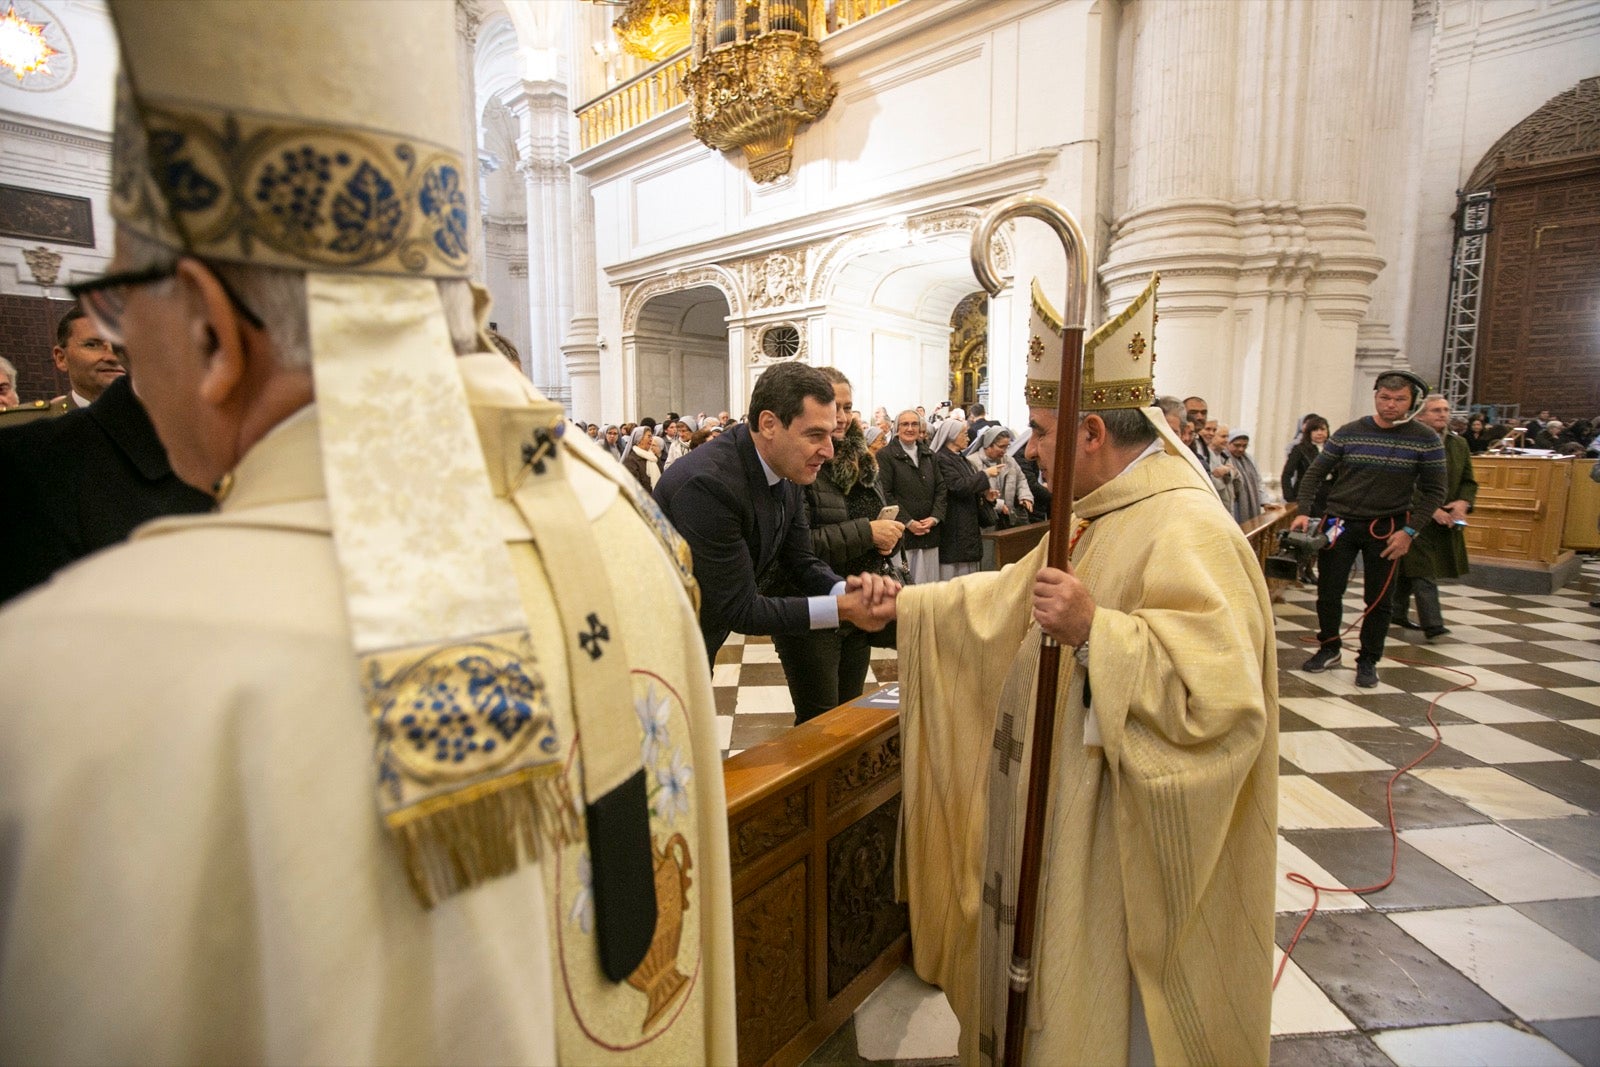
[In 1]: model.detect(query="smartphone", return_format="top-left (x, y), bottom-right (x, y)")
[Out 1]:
top-left (1453, 519), bottom-right (1468, 527)
top-left (876, 506), bottom-right (900, 521)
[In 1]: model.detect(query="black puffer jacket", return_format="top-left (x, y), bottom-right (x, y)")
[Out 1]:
top-left (805, 425), bottom-right (890, 577)
top-left (877, 437), bottom-right (946, 551)
top-left (935, 446), bottom-right (993, 565)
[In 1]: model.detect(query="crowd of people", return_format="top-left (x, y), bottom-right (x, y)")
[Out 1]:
top-left (1462, 409), bottom-right (1600, 456)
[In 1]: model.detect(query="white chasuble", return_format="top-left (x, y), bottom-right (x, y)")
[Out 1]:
top-left (899, 451), bottom-right (1278, 1066)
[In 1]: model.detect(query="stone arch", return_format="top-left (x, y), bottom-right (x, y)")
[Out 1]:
top-left (621, 264), bottom-right (747, 334)
top-left (807, 207), bottom-right (1013, 305)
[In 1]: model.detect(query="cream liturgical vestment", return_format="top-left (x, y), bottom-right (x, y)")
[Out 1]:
top-left (898, 449), bottom-right (1278, 1066)
top-left (0, 355), bottom-right (735, 1066)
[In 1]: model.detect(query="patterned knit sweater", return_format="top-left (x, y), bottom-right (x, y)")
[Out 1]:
top-left (1297, 416), bottom-right (1446, 521)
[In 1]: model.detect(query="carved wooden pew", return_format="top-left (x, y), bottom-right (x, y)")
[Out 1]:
top-left (721, 503), bottom-right (1296, 1066)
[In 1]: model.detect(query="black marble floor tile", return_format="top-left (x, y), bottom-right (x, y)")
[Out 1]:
top-left (1500, 760), bottom-right (1600, 814)
top-left (1269, 1032), bottom-right (1394, 1067)
top-left (1481, 661), bottom-right (1600, 688)
top-left (1282, 828), bottom-right (1494, 912)
top-left (1532, 1017), bottom-right (1600, 1067)
top-left (1485, 623), bottom-right (1581, 642)
top-left (1484, 642), bottom-right (1597, 664)
top-left (1492, 721), bottom-right (1600, 760)
top-left (714, 686), bottom-right (739, 716)
top-left (1314, 770), bottom-right (1490, 830)
top-left (737, 662), bottom-right (791, 687)
top-left (1338, 694), bottom-right (1475, 728)
top-left (1477, 608), bottom-right (1559, 624)
top-left (1379, 644), bottom-right (1463, 666)
top-left (1273, 910), bottom-right (1510, 1030)
top-left (1280, 674), bottom-right (1336, 698)
top-left (1370, 665), bottom-right (1466, 693)
top-left (1495, 688), bottom-right (1600, 720)
top-left (1340, 727), bottom-right (1487, 769)
top-left (1503, 816), bottom-right (1600, 877)
top-left (1279, 708), bottom-right (1324, 733)
top-left (1514, 898), bottom-right (1600, 963)
top-left (715, 643), bottom-right (744, 666)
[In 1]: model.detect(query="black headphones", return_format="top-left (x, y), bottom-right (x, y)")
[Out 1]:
top-left (1375, 370), bottom-right (1430, 417)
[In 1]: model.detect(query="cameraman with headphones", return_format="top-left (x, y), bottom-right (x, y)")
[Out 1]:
top-left (1291, 372), bottom-right (1447, 687)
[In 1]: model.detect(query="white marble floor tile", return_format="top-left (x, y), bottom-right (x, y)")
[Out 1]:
top-left (1373, 1021), bottom-right (1579, 1067)
top-left (1411, 766), bottom-right (1587, 821)
top-left (1431, 667), bottom-right (1551, 692)
top-left (1392, 906), bottom-right (1600, 1021)
top-left (1435, 625), bottom-right (1523, 644)
top-left (710, 662), bottom-right (741, 687)
top-left (740, 642), bottom-right (782, 664)
top-left (1275, 838), bottom-right (1367, 914)
top-left (1278, 696), bottom-right (1395, 730)
top-left (1415, 723), bottom-right (1566, 764)
top-left (852, 964), bottom-right (960, 1061)
top-left (713, 713), bottom-right (734, 752)
top-left (1276, 602), bottom-right (1316, 616)
top-left (870, 646), bottom-right (896, 660)
top-left (734, 685), bottom-right (794, 715)
top-left (723, 632), bottom-right (746, 645)
top-left (1430, 645), bottom-right (1534, 667)
top-left (1281, 731), bottom-right (1394, 772)
top-left (1538, 641), bottom-right (1600, 662)
top-left (1270, 951), bottom-right (1357, 1037)
top-left (1587, 759), bottom-right (1600, 772)
top-left (1418, 689), bottom-right (1550, 723)
top-left (1519, 593), bottom-right (1599, 606)
top-left (1401, 824), bottom-right (1600, 902)
top-left (1554, 688), bottom-right (1600, 707)
top-left (1572, 719), bottom-right (1600, 737)
top-left (1538, 623), bottom-right (1600, 642)
top-left (1287, 670), bottom-right (1404, 697)
top-left (1545, 659), bottom-right (1600, 684)
top-left (1443, 608), bottom-right (1531, 625)
top-left (1278, 775), bottom-right (1383, 829)
top-left (1537, 608), bottom-right (1600, 623)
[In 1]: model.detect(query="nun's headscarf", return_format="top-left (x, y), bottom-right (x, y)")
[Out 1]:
top-left (628, 426), bottom-right (653, 451)
top-left (699, 416), bottom-right (721, 430)
top-left (1008, 428), bottom-right (1031, 458)
top-left (930, 419), bottom-right (967, 453)
top-left (864, 425), bottom-right (884, 447)
top-left (966, 424), bottom-right (1011, 456)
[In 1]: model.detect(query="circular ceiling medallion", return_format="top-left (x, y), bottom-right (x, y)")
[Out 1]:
top-left (0, 0), bottom-right (75, 94)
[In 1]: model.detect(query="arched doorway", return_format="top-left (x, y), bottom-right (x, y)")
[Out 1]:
top-left (1442, 77), bottom-right (1600, 417)
top-left (632, 286), bottom-right (732, 420)
top-left (948, 291), bottom-right (988, 408)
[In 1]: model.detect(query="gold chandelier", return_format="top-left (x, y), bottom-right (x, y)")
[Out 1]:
top-left (685, 0), bottom-right (837, 183)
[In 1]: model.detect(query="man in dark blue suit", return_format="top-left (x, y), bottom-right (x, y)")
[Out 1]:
top-left (655, 361), bottom-right (896, 664)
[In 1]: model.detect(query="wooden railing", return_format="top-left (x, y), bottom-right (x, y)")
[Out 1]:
top-left (574, 0), bottom-right (907, 151)
top-left (722, 500), bottom-right (1297, 1067)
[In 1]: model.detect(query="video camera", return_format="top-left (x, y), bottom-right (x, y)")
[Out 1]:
top-left (1264, 527), bottom-right (1330, 583)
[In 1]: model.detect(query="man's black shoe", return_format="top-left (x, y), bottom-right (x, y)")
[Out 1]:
top-left (1424, 627), bottom-right (1451, 642)
top-left (1355, 661), bottom-right (1380, 688)
top-left (1302, 646), bottom-right (1341, 673)
top-left (1393, 617), bottom-right (1422, 631)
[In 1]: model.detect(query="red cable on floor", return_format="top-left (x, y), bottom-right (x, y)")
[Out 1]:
top-left (1271, 535), bottom-right (1481, 990)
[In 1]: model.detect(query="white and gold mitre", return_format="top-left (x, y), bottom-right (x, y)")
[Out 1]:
top-left (1025, 274), bottom-right (1160, 410)
top-left (109, 1), bottom-right (471, 279)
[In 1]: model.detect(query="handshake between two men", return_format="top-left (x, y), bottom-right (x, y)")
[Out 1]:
top-left (834, 564), bottom-right (1097, 647)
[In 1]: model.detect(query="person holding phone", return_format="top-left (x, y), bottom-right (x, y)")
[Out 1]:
top-left (769, 367), bottom-right (905, 724)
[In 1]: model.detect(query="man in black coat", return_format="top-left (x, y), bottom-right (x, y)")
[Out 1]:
top-left (878, 409), bottom-right (946, 584)
top-left (0, 373), bottom-right (214, 605)
top-left (654, 361), bottom-right (896, 664)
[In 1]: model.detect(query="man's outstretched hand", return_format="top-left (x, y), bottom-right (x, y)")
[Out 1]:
top-left (839, 572), bottom-right (901, 631)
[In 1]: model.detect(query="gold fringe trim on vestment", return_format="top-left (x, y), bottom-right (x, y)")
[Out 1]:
top-left (386, 765), bottom-right (580, 909)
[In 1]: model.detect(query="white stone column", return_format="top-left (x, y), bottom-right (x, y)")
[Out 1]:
top-left (455, 0), bottom-right (487, 283)
top-left (1104, 0), bottom-right (1392, 470)
top-left (562, 171), bottom-right (603, 423)
top-left (508, 79), bottom-right (575, 408)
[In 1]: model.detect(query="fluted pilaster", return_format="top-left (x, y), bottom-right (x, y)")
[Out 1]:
top-left (562, 171), bottom-right (603, 422)
top-left (509, 79), bottom-right (575, 407)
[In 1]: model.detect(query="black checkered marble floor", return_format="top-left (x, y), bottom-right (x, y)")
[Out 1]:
top-left (738, 560), bottom-right (1600, 1067)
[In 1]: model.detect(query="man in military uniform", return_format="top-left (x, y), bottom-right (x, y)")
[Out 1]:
top-left (0, 3), bottom-right (733, 1064)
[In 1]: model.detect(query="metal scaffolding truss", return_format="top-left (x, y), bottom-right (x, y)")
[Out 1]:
top-left (1439, 191), bottom-right (1493, 413)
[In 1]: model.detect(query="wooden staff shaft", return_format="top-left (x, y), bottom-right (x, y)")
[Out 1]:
top-left (968, 193), bottom-right (1089, 1067)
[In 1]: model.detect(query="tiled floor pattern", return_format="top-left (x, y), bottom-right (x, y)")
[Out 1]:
top-left (728, 559), bottom-right (1600, 1066)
